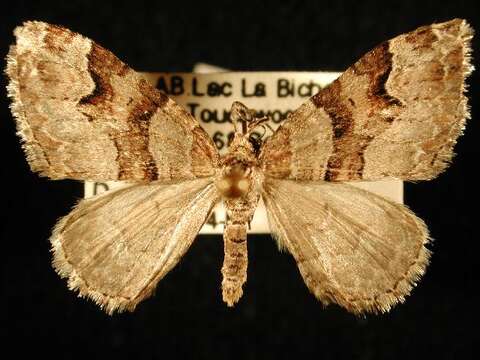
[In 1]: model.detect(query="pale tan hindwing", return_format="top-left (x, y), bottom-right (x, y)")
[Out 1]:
top-left (262, 178), bottom-right (430, 314)
top-left (50, 178), bottom-right (219, 314)
top-left (6, 21), bottom-right (218, 182)
top-left (260, 19), bottom-right (473, 182)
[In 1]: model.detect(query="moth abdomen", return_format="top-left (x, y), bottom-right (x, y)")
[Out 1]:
top-left (221, 223), bottom-right (248, 306)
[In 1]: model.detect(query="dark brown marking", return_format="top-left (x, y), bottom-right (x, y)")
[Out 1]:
top-left (313, 41), bottom-right (401, 181)
top-left (405, 25), bottom-right (438, 50)
top-left (78, 43), bottom-right (130, 106)
top-left (248, 135), bottom-right (262, 156)
top-left (445, 48), bottom-right (463, 73)
top-left (429, 62), bottom-right (446, 80)
top-left (114, 80), bottom-right (168, 180)
top-left (44, 24), bottom-right (75, 53)
top-left (228, 251), bottom-right (245, 258)
top-left (81, 111), bottom-right (94, 122)
top-left (353, 41), bottom-right (402, 106)
top-left (312, 81), bottom-right (365, 181)
top-left (371, 67), bottom-right (402, 106)
top-left (137, 78), bottom-right (169, 107)
top-left (230, 236), bottom-right (247, 244)
top-left (79, 71), bottom-right (109, 105)
top-left (429, 153), bottom-right (439, 167)
top-left (74, 42), bottom-right (167, 181)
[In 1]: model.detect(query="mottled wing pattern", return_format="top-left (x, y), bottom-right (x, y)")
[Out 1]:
top-left (51, 178), bottom-right (219, 314)
top-left (262, 179), bottom-right (430, 314)
top-left (6, 21), bottom-right (218, 182)
top-left (260, 19), bottom-right (473, 182)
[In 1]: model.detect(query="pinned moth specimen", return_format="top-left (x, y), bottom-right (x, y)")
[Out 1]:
top-left (6, 19), bottom-right (473, 314)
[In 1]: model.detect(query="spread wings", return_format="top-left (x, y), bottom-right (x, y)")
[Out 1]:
top-left (262, 179), bottom-right (430, 314)
top-left (51, 178), bottom-right (219, 314)
top-left (260, 19), bottom-right (473, 182)
top-left (6, 21), bottom-right (218, 182)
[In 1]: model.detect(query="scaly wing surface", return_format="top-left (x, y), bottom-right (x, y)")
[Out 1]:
top-left (263, 178), bottom-right (430, 314)
top-left (6, 21), bottom-right (218, 182)
top-left (51, 178), bottom-right (219, 313)
top-left (260, 19), bottom-right (473, 182)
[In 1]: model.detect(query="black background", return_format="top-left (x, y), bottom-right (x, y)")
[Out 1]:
top-left (1, 1), bottom-right (477, 359)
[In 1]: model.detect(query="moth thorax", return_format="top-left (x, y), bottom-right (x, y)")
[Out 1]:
top-left (216, 168), bottom-right (252, 199)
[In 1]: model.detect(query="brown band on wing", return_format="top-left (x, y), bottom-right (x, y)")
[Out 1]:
top-left (115, 79), bottom-right (169, 180)
top-left (312, 41), bottom-right (402, 181)
top-left (361, 42), bottom-right (403, 107)
top-left (312, 79), bottom-right (366, 181)
top-left (44, 24), bottom-right (76, 52)
top-left (405, 25), bottom-right (438, 49)
top-left (77, 42), bottom-right (169, 181)
top-left (78, 43), bottom-right (128, 106)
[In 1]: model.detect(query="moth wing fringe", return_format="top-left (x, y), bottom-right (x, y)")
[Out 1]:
top-left (426, 19), bottom-right (474, 180)
top-left (264, 181), bottom-right (433, 315)
top-left (5, 23), bottom-right (55, 177)
top-left (50, 202), bottom-right (143, 315)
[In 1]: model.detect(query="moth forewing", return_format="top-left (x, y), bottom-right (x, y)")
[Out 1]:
top-left (260, 18), bottom-right (473, 183)
top-left (6, 21), bottom-right (219, 183)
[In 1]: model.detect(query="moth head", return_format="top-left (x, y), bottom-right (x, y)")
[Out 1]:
top-left (229, 101), bottom-right (272, 153)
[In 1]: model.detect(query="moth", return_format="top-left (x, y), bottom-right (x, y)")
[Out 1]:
top-left (6, 19), bottom-right (473, 315)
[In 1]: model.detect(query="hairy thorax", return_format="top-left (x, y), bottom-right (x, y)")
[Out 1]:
top-left (215, 133), bottom-right (262, 201)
